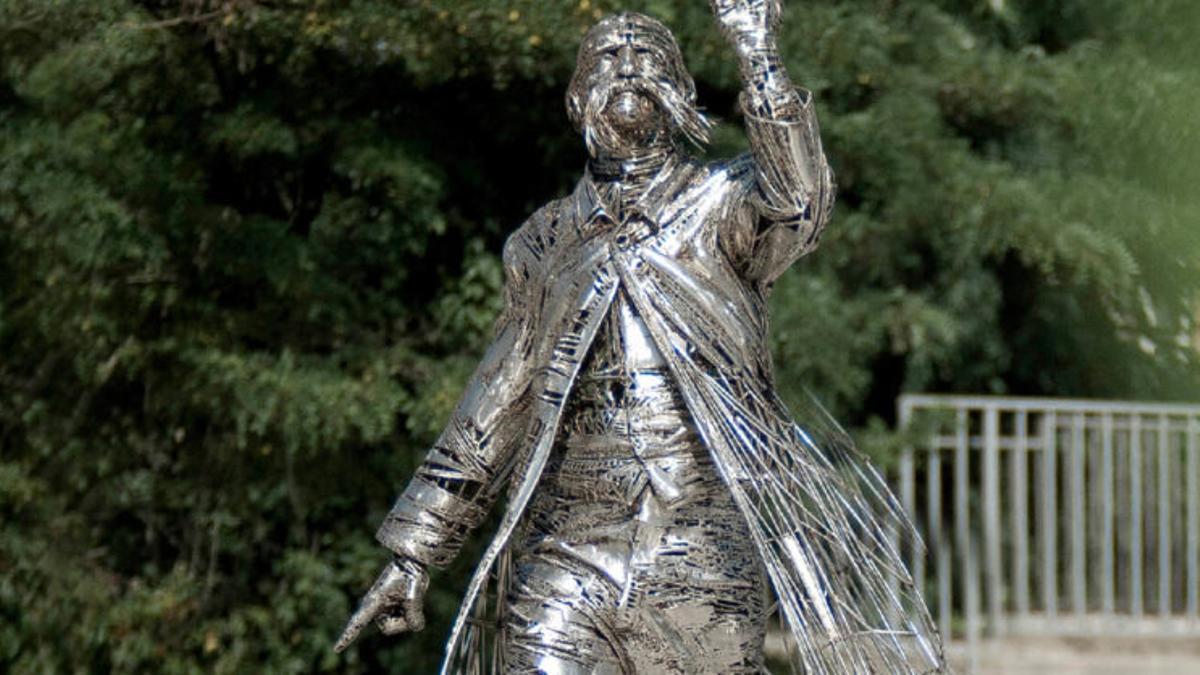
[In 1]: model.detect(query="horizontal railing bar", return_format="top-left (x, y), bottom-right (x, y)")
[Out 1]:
top-left (1000, 614), bottom-right (1200, 637)
top-left (920, 416), bottom-right (1198, 430)
top-left (926, 436), bottom-right (1048, 451)
top-left (901, 394), bottom-right (1200, 416)
top-left (926, 424), bottom-right (1196, 451)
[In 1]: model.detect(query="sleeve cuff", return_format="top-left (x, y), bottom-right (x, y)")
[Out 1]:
top-left (374, 477), bottom-right (489, 568)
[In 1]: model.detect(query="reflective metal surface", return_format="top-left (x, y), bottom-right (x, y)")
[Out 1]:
top-left (339, 3), bottom-right (945, 672)
top-left (506, 336), bottom-right (768, 673)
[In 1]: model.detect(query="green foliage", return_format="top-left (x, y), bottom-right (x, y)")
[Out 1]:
top-left (0, 0), bottom-right (1195, 671)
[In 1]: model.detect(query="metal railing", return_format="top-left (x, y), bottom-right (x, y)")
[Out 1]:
top-left (895, 395), bottom-right (1200, 669)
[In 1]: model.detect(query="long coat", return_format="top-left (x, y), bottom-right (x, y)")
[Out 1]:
top-left (377, 99), bottom-right (943, 674)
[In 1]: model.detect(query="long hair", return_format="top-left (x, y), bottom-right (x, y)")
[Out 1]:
top-left (565, 13), bottom-right (712, 154)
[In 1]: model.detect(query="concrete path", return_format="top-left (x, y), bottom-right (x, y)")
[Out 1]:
top-left (946, 636), bottom-right (1200, 674)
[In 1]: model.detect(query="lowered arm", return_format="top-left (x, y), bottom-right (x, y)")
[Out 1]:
top-left (376, 217), bottom-right (543, 568)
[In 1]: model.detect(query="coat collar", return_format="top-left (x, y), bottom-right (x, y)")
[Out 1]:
top-left (570, 152), bottom-right (697, 241)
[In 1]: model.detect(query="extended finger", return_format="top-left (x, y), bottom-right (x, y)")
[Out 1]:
top-left (334, 599), bottom-right (379, 652)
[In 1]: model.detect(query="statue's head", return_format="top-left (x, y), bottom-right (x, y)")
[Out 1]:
top-left (566, 12), bottom-right (711, 156)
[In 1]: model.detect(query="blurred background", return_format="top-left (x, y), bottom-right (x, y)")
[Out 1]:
top-left (1, 0), bottom-right (1197, 673)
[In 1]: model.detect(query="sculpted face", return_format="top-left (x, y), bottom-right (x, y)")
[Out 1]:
top-left (566, 13), bottom-right (710, 156)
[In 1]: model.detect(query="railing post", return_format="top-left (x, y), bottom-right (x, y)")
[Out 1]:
top-left (1188, 415), bottom-right (1199, 621)
top-left (1101, 412), bottom-right (1115, 616)
top-left (928, 427), bottom-right (950, 642)
top-left (1158, 414), bottom-right (1172, 618)
top-left (937, 530), bottom-right (952, 647)
top-left (1071, 412), bottom-right (1087, 616)
top-left (1130, 414), bottom-right (1144, 618)
top-left (1011, 410), bottom-right (1030, 617)
top-left (983, 405), bottom-right (1002, 635)
top-left (899, 398), bottom-right (918, 605)
top-left (1041, 411), bottom-right (1058, 618)
top-left (966, 534), bottom-right (981, 675)
top-left (955, 408), bottom-right (976, 649)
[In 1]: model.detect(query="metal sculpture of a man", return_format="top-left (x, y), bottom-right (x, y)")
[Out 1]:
top-left (337, 2), bottom-right (944, 673)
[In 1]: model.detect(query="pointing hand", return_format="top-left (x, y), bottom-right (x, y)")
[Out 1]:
top-left (335, 557), bottom-right (429, 652)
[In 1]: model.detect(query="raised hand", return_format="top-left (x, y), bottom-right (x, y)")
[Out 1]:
top-left (708, 0), bottom-right (783, 48)
top-left (334, 557), bottom-right (429, 652)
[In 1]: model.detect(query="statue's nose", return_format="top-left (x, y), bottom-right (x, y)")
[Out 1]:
top-left (617, 44), bottom-right (637, 77)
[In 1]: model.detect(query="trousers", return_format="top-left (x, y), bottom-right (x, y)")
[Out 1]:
top-left (500, 369), bottom-right (768, 674)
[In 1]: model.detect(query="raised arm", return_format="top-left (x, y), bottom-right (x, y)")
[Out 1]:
top-left (712, 0), bottom-right (836, 284)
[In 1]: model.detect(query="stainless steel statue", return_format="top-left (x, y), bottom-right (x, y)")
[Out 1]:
top-left (337, 2), bottom-right (945, 672)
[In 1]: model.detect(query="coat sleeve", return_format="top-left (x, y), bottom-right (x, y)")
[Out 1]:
top-left (735, 88), bottom-right (836, 285)
top-left (375, 213), bottom-right (544, 568)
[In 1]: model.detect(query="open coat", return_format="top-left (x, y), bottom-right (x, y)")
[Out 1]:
top-left (377, 99), bottom-right (943, 674)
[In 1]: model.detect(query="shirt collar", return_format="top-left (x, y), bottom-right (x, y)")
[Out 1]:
top-left (572, 152), bottom-right (690, 234)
